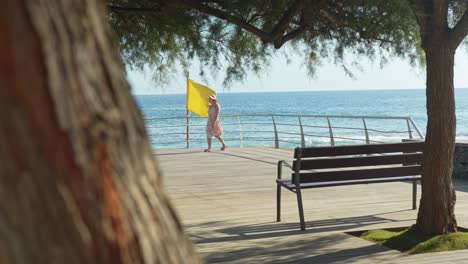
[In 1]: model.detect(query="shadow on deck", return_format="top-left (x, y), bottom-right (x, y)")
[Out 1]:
top-left (189, 212), bottom-right (412, 244)
top-left (157, 147), bottom-right (468, 264)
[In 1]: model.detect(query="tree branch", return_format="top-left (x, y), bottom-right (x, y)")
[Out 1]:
top-left (171, 0), bottom-right (274, 42)
top-left (408, 0), bottom-right (427, 31)
top-left (432, 0), bottom-right (449, 29)
top-left (246, 12), bottom-right (263, 24)
top-left (449, 7), bottom-right (468, 48)
top-left (274, 25), bottom-right (308, 48)
top-left (111, 0), bottom-right (309, 49)
top-left (408, 0), bottom-right (435, 48)
top-left (108, 5), bottom-right (162, 14)
top-left (320, 8), bottom-right (345, 27)
top-left (168, 0), bottom-right (305, 48)
top-left (109, 1), bottom-right (278, 43)
top-left (270, 0), bottom-right (304, 40)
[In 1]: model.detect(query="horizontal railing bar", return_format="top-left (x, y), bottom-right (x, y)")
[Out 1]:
top-left (277, 131), bottom-right (301, 136)
top-left (248, 139), bottom-right (275, 142)
top-left (144, 114), bottom-right (413, 121)
top-left (177, 138), bottom-right (240, 142)
top-left (145, 116), bottom-right (189, 120)
top-left (145, 124), bottom-right (187, 129)
top-left (150, 134), bottom-right (203, 137)
top-left (152, 139), bottom-right (389, 147)
top-left (236, 122), bottom-right (273, 125)
top-left (241, 137), bottom-right (274, 140)
top-left (168, 138), bottom-right (256, 142)
top-left (220, 123), bottom-right (249, 126)
top-left (329, 127), bottom-right (409, 134)
top-left (368, 139), bottom-right (388, 144)
top-left (145, 113), bottom-right (423, 149)
top-left (278, 140), bottom-right (301, 144)
top-left (149, 132), bottom-right (189, 135)
top-left (303, 134), bottom-right (333, 138)
top-left (332, 136), bottom-right (367, 142)
top-left (147, 127), bottom-right (408, 135)
top-left (301, 125), bottom-right (332, 129)
top-left (278, 136), bottom-right (302, 140)
top-left (298, 115), bottom-right (411, 120)
top-left (183, 124), bottom-right (204, 127)
top-left (329, 126), bottom-right (367, 131)
top-left (148, 125), bottom-right (204, 129)
top-left (242, 130), bottom-right (274, 133)
top-left (241, 136), bottom-right (274, 139)
top-left (275, 122), bottom-right (300, 127)
top-left (365, 129), bottom-right (409, 134)
top-left (150, 123), bottom-right (246, 130)
top-left (170, 136), bottom-right (241, 140)
top-left (151, 141), bottom-right (184, 145)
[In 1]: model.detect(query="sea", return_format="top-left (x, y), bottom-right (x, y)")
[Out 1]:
top-left (135, 89), bottom-right (468, 149)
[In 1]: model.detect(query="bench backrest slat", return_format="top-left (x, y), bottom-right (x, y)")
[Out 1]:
top-left (292, 165), bottom-right (421, 183)
top-left (291, 142), bottom-right (423, 184)
top-left (293, 153), bottom-right (421, 170)
top-left (295, 142), bottom-right (424, 158)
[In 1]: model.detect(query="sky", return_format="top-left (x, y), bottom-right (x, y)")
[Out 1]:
top-left (128, 47), bottom-right (468, 95)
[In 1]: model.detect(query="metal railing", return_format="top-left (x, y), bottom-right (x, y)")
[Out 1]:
top-left (144, 114), bottom-right (424, 149)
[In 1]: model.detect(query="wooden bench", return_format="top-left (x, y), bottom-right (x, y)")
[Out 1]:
top-left (276, 142), bottom-right (424, 230)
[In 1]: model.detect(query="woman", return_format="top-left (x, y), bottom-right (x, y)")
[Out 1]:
top-left (205, 94), bottom-right (227, 152)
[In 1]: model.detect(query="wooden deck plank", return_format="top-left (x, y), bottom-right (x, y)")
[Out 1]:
top-left (155, 147), bottom-right (468, 263)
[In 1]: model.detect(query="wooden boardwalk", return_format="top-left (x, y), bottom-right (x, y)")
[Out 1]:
top-left (156, 147), bottom-right (468, 263)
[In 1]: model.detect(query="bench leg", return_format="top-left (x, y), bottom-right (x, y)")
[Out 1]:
top-left (277, 183), bottom-right (281, 222)
top-left (296, 189), bottom-right (306, 231)
top-left (412, 180), bottom-right (417, 210)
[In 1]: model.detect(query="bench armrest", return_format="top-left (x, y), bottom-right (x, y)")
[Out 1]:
top-left (277, 160), bottom-right (293, 179)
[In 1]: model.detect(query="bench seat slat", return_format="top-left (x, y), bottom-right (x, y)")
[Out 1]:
top-left (294, 153), bottom-right (422, 170)
top-left (296, 142), bottom-right (424, 158)
top-left (277, 175), bottom-right (420, 190)
top-left (292, 165), bottom-right (421, 183)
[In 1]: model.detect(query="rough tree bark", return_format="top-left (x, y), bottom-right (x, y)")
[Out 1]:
top-left (0, 0), bottom-right (200, 263)
top-left (411, 0), bottom-right (468, 234)
top-left (417, 42), bottom-right (458, 234)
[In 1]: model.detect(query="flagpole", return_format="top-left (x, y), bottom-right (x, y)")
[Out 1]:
top-left (186, 72), bottom-right (190, 149)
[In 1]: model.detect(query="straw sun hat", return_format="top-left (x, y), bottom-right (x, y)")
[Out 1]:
top-left (208, 94), bottom-right (217, 102)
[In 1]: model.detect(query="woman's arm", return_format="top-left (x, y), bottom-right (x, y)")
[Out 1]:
top-left (212, 104), bottom-right (220, 127)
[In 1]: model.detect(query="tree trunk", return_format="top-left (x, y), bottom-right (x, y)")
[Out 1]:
top-left (0, 0), bottom-right (200, 263)
top-left (416, 41), bottom-right (458, 234)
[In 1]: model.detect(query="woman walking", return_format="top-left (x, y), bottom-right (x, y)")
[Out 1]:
top-left (205, 94), bottom-right (227, 152)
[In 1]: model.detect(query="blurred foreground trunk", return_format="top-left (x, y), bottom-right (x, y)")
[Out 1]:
top-left (0, 0), bottom-right (200, 263)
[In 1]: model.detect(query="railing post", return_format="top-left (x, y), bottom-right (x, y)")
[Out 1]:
top-left (406, 119), bottom-right (413, 139)
top-left (298, 116), bottom-right (305, 148)
top-left (272, 116), bottom-right (279, 149)
top-left (327, 117), bottom-right (335, 146)
top-left (408, 118), bottom-right (424, 139)
top-left (238, 115), bottom-right (243, 148)
top-left (362, 118), bottom-right (370, 144)
top-left (186, 113), bottom-right (190, 149)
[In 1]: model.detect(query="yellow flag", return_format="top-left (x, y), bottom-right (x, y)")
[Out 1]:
top-left (187, 79), bottom-right (216, 117)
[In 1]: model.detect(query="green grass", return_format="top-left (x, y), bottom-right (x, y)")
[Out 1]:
top-left (360, 225), bottom-right (468, 254)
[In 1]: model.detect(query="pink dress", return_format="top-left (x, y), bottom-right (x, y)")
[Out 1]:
top-left (206, 104), bottom-right (224, 137)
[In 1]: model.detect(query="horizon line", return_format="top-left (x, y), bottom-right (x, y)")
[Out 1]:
top-left (132, 87), bottom-right (468, 96)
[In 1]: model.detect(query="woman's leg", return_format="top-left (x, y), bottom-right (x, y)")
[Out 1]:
top-left (205, 137), bottom-right (212, 152)
top-left (215, 135), bottom-right (227, 150)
